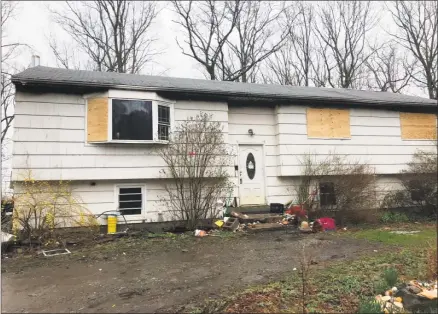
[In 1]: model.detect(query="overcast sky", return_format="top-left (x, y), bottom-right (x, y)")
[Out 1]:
top-left (6, 1), bottom-right (204, 78)
top-left (4, 1), bottom-right (429, 98)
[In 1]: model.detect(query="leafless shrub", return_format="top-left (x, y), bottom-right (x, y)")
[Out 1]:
top-left (294, 152), bottom-right (377, 225)
top-left (13, 169), bottom-right (99, 245)
top-left (381, 147), bottom-right (437, 218)
top-left (158, 112), bottom-right (233, 230)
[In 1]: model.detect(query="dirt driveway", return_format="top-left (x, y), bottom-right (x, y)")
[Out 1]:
top-left (2, 231), bottom-right (382, 313)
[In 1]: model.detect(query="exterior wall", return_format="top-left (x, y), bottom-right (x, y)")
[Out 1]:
top-left (12, 92), bottom-right (229, 181)
top-left (276, 105), bottom-right (436, 176)
top-left (12, 91), bottom-right (435, 223)
top-left (12, 179), bottom-right (186, 225)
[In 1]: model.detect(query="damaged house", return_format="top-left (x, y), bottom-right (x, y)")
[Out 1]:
top-left (10, 66), bottom-right (437, 225)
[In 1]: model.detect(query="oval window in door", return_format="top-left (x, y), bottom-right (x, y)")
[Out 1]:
top-left (246, 153), bottom-right (256, 180)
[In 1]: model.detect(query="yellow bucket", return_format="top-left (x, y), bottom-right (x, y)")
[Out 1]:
top-left (107, 215), bottom-right (117, 234)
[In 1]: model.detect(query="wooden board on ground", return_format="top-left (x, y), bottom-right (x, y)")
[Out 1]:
top-left (238, 213), bottom-right (283, 224)
top-left (247, 223), bottom-right (285, 233)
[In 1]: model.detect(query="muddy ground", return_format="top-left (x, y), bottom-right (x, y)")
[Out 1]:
top-left (2, 231), bottom-right (383, 313)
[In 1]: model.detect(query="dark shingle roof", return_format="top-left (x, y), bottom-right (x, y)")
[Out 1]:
top-left (11, 66), bottom-right (438, 108)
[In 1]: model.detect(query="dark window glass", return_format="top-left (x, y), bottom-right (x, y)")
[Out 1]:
top-left (158, 105), bottom-right (170, 140)
top-left (408, 180), bottom-right (424, 201)
top-left (118, 187), bottom-right (142, 215)
top-left (112, 99), bottom-right (152, 140)
top-left (319, 182), bottom-right (336, 206)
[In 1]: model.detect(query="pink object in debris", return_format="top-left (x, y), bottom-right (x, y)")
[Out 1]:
top-left (315, 217), bottom-right (336, 231)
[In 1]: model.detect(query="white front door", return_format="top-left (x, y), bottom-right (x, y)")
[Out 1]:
top-left (238, 144), bottom-right (266, 205)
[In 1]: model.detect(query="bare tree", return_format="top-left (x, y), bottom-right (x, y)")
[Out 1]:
top-left (388, 1), bottom-right (438, 99)
top-left (1, 1), bottom-right (30, 144)
top-left (172, 0), bottom-right (241, 81)
top-left (365, 44), bottom-right (415, 93)
top-left (218, 1), bottom-right (290, 83)
top-left (50, 1), bottom-right (159, 73)
top-left (173, 0), bottom-right (289, 82)
top-left (314, 1), bottom-right (379, 89)
top-left (264, 2), bottom-right (314, 86)
top-left (158, 113), bottom-right (233, 230)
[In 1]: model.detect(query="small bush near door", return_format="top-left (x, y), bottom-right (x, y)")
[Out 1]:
top-left (294, 152), bottom-right (377, 226)
top-left (158, 112), bottom-right (233, 230)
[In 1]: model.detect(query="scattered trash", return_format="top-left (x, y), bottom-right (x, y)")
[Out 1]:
top-left (230, 211), bottom-right (242, 218)
top-left (99, 269), bottom-right (102, 271)
top-left (222, 217), bottom-right (239, 232)
top-left (376, 279), bottom-right (437, 312)
top-left (293, 268), bottom-right (297, 271)
top-left (1, 231), bottom-right (14, 244)
top-left (313, 217), bottom-right (336, 232)
top-left (390, 231), bottom-right (420, 235)
top-left (214, 220), bottom-right (224, 228)
top-left (123, 252), bottom-right (126, 255)
top-left (194, 229), bottom-right (207, 237)
top-left (181, 249), bottom-right (188, 253)
top-left (373, 250), bottom-right (378, 252)
top-left (342, 227), bottom-right (347, 231)
top-left (42, 248), bottom-right (71, 257)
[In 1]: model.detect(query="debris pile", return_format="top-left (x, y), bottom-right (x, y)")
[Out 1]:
top-left (375, 280), bottom-right (438, 313)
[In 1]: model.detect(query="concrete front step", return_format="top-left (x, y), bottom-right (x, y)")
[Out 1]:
top-left (232, 205), bottom-right (270, 214)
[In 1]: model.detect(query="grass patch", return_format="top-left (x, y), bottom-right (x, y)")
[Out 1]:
top-left (195, 223), bottom-right (437, 313)
top-left (342, 224), bottom-right (437, 247)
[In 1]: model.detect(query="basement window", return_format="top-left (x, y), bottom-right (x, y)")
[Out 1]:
top-left (118, 187), bottom-right (143, 215)
top-left (408, 180), bottom-right (425, 202)
top-left (319, 182), bottom-right (336, 206)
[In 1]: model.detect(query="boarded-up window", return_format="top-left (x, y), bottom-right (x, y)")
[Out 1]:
top-left (400, 113), bottom-right (437, 140)
top-left (87, 98), bottom-right (108, 142)
top-left (307, 108), bottom-right (351, 138)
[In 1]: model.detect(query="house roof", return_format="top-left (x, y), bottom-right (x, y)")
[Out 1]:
top-left (11, 66), bottom-right (438, 109)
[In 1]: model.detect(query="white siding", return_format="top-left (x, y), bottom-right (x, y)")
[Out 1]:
top-left (276, 105), bottom-right (436, 176)
top-left (12, 90), bottom-right (435, 220)
top-left (12, 92), bottom-right (229, 181)
top-left (12, 179), bottom-right (189, 224)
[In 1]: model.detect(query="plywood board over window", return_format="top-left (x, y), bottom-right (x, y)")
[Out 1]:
top-left (400, 113), bottom-right (437, 140)
top-left (307, 108), bottom-right (351, 138)
top-left (87, 98), bottom-right (108, 142)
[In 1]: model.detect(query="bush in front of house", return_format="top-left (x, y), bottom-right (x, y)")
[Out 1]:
top-left (158, 112), bottom-right (233, 230)
top-left (13, 169), bottom-right (99, 245)
top-left (380, 148), bottom-right (437, 220)
top-left (294, 151), bottom-right (378, 226)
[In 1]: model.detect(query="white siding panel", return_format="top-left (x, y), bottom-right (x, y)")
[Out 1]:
top-left (174, 101), bottom-right (227, 111)
top-left (350, 116), bottom-right (401, 127)
top-left (15, 102), bottom-right (85, 116)
top-left (14, 128), bottom-right (85, 142)
top-left (174, 109), bottom-right (228, 122)
top-left (15, 93), bottom-right (84, 104)
top-left (277, 113), bottom-right (307, 124)
top-left (276, 134), bottom-right (432, 145)
top-left (228, 124), bottom-right (276, 135)
top-left (228, 113), bottom-right (276, 125)
top-left (350, 125), bottom-right (401, 136)
top-left (14, 115), bottom-right (85, 130)
top-left (276, 105), bottom-right (306, 114)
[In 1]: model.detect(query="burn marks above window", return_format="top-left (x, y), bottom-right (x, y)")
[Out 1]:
top-left (246, 153), bottom-right (256, 180)
top-left (112, 99), bottom-right (153, 140)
